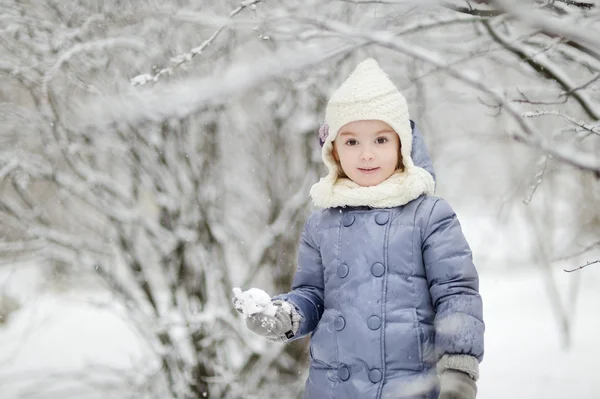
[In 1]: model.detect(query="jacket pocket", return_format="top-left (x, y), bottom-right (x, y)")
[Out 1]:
top-left (413, 309), bottom-right (424, 366)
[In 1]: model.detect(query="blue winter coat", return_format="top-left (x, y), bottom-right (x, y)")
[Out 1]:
top-left (276, 123), bottom-right (484, 399)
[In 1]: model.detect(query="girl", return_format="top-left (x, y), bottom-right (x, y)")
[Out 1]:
top-left (234, 59), bottom-right (484, 399)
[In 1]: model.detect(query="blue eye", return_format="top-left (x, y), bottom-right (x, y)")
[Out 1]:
top-left (375, 137), bottom-right (388, 144)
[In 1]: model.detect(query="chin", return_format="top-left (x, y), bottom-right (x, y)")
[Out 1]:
top-left (355, 179), bottom-right (384, 187)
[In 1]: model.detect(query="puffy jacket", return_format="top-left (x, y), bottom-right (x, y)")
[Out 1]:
top-left (275, 123), bottom-right (484, 399)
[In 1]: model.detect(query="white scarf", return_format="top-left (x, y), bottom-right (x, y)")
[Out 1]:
top-left (309, 166), bottom-right (435, 209)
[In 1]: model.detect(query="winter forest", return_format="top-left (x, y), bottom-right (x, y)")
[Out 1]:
top-left (0, 0), bottom-right (599, 398)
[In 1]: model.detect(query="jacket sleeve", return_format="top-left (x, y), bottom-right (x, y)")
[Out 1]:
top-left (422, 198), bottom-right (484, 365)
top-left (272, 212), bottom-right (325, 341)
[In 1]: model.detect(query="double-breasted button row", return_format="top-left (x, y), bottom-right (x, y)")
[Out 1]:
top-left (333, 315), bottom-right (381, 331)
top-left (330, 366), bottom-right (380, 384)
top-left (342, 212), bottom-right (389, 227)
top-left (337, 262), bottom-right (384, 279)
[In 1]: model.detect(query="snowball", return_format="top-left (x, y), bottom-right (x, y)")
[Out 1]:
top-left (232, 287), bottom-right (277, 317)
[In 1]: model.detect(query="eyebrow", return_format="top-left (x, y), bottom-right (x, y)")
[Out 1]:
top-left (339, 129), bottom-right (395, 136)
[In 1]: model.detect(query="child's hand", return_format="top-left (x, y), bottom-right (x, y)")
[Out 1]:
top-left (244, 304), bottom-right (294, 340)
top-left (438, 370), bottom-right (476, 399)
top-left (232, 288), bottom-right (294, 341)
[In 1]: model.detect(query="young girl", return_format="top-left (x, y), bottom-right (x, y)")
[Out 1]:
top-left (234, 59), bottom-right (484, 399)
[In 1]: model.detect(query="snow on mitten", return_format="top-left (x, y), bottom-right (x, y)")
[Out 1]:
top-left (244, 302), bottom-right (295, 341)
top-left (438, 370), bottom-right (477, 399)
top-left (232, 288), bottom-right (299, 342)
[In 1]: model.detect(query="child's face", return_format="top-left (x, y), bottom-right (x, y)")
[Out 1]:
top-left (332, 120), bottom-right (400, 187)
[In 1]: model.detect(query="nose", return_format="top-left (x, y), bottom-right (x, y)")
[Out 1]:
top-left (360, 148), bottom-right (374, 161)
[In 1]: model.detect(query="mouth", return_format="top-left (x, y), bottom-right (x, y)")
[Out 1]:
top-left (357, 167), bottom-right (380, 174)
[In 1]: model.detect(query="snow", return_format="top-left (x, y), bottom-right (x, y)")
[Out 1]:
top-left (478, 267), bottom-right (600, 399)
top-left (232, 287), bottom-right (277, 317)
top-left (1, 263), bottom-right (599, 398)
top-left (0, 294), bottom-right (157, 398)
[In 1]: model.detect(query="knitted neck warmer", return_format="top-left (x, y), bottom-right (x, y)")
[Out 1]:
top-left (310, 165), bottom-right (434, 209)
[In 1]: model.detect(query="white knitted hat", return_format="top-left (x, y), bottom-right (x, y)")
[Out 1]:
top-left (321, 58), bottom-right (413, 177)
top-left (310, 58), bottom-right (435, 208)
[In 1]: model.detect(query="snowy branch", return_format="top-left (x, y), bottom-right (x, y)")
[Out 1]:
top-left (490, 0), bottom-right (600, 52)
top-left (130, 0), bottom-right (264, 86)
top-left (484, 19), bottom-right (600, 120)
top-left (75, 41), bottom-right (362, 129)
top-left (42, 37), bottom-right (146, 98)
top-left (522, 110), bottom-right (600, 137)
top-left (302, 17), bottom-right (600, 172)
top-left (523, 154), bottom-right (549, 205)
top-left (554, 0), bottom-right (596, 8)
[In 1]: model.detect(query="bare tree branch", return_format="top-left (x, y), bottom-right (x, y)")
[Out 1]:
top-left (443, 1), bottom-right (505, 17)
top-left (484, 19), bottom-right (600, 120)
top-left (564, 260), bottom-right (599, 272)
top-left (554, 241), bottom-right (600, 261)
top-left (562, 72), bottom-right (600, 95)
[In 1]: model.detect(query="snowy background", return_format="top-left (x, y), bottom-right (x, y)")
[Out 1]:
top-left (1, 242), bottom-right (599, 398)
top-left (1, 0), bottom-right (599, 398)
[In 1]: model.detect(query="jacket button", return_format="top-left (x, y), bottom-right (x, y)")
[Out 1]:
top-left (367, 315), bottom-right (381, 330)
top-left (368, 368), bottom-right (382, 383)
top-left (334, 316), bottom-right (346, 331)
top-left (337, 365), bottom-right (350, 381)
top-left (342, 214), bottom-right (355, 227)
top-left (371, 263), bottom-right (384, 277)
top-left (375, 212), bottom-right (389, 225)
top-left (337, 263), bottom-right (349, 278)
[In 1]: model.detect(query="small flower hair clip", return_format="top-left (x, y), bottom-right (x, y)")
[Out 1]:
top-left (318, 122), bottom-right (329, 147)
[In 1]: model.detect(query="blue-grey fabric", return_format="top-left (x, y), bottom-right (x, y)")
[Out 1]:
top-left (274, 123), bottom-right (483, 399)
top-left (410, 121), bottom-right (436, 185)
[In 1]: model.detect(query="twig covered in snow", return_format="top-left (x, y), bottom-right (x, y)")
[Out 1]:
top-left (484, 19), bottom-right (600, 120)
top-left (522, 110), bottom-right (600, 137)
top-left (75, 41), bottom-right (362, 128)
top-left (490, 0), bottom-right (600, 52)
top-left (555, 0), bottom-right (596, 8)
top-left (523, 154), bottom-right (549, 205)
top-left (42, 37), bottom-right (145, 98)
top-left (130, 0), bottom-right (264, 86)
